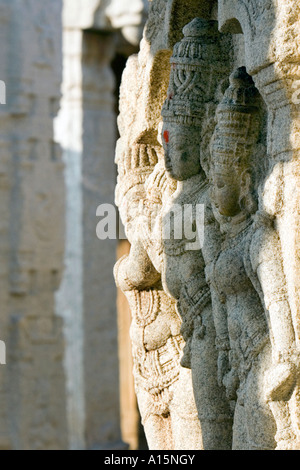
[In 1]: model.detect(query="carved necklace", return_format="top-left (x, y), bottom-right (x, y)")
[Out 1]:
top-left (221, 215), bottom-right (254, 251)
top-left (163, 176), bottom-right (208, 257)
top-left (211, 205), bottom-right (253, 250)
top-left (173, 175), bottom-right (208, 205)
top-left (211, 215), bottom-right (253, 305)
top-left (133, 289), bottom-right (161, 327)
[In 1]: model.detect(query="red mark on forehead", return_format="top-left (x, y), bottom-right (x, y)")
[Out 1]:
top-left (163, 130), bottom-right (169, 143)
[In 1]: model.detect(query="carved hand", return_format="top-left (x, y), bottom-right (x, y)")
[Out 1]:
top-left (265, 361), bottom-right (297, 402)
top-left (220, 357), bottom-right (239, 402)
top-left (114, 238), bottom-right (160, 291)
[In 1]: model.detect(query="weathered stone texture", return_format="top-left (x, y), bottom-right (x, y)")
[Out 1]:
top-left (114, 0), bottom-right (300, 451)
top-left (0, 0), bottom-right (299, 452)
top-left (113, 0), bottom-right (217, 451)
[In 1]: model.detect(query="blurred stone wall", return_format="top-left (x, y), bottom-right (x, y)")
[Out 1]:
top-left (0, 0), bottom-right (67, 450)
top-left (0, 0), bottom-right (147, 450)
top-left (55, 0), bottom-right (148, 450)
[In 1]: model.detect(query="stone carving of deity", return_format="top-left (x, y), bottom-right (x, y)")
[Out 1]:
top-left (208, 66), bottom-right (299, 450)
top-left (114, 139), bottom-right (202, 450)
top-left (160, 18), bottom-right (233, 450)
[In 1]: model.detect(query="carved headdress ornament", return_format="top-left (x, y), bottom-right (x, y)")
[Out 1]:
top-left (211, 66), bottom-right (261, 171)
top-left (161, 18), bottom-right (226, 127)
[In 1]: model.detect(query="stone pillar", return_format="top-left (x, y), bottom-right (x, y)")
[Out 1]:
top-left (0, 0), bottom-right (68, 449)
top-left (55, 24), bottom-right (124, 448)
top-left (57, 0), bottom-right (150, 450)
top-left (117, 240), bottom-right (142, 450)
top-left (82, 31), bottom-right (123, 450)
top-left (113, 0), bottom-right (300, 451)
top-left (54, 27), bottom-right (85, 450)
top-left (114, 0), bottom-right (226, 451)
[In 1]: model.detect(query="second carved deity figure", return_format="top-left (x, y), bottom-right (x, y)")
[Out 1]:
top-left (161, 18), bottom-right (233, 449)
top-left (207, 67), bottom-right (299, 450)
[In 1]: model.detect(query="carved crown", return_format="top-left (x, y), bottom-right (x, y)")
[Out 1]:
top-left (161, 18), bottom-right (227, 126)
top-left (211, 67), bottom-right (261, 170)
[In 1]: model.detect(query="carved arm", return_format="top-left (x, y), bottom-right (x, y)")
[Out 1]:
top-left (114, 236), bottom-right (160, 292)
top-left (250, 222), bottom-right (298, 401)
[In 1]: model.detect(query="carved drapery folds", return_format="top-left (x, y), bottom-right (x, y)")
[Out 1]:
top-left (114, 0), bottom-right (300, 450)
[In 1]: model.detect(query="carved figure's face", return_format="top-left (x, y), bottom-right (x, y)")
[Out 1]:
top-left (211, 170), bottom-right (242, 217)
top-left (162, 124), bottom-right (201, 181)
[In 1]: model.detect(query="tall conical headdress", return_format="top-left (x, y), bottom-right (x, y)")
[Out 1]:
top-left (211, 66), bottom-right (262, 171)
top-left (161, 18), bottom-right (228, 127)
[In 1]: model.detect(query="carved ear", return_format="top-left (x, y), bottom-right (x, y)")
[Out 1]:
top-left (240, 169), bottom-right (251, 191)
top-left (239, 169), bottom-right (258, 214)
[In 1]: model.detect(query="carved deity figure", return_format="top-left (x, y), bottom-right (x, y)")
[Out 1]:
top-left (114, 138), bottom-right (202, 450)
top-left (208, 66), bottom-right (299, 450)
top-left (160, 18), bottom-right (233, 449)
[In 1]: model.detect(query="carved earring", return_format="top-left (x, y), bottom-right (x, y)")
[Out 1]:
top-left (239, 171), bottom-right (251, 211)
top-left (239, 171), bottom-right (258, 215)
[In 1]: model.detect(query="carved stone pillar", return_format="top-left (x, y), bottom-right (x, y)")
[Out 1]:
top-left (217, 0), bottom-right (300, 449)
top-left (160, 17), bottom-right (233, 449)
top-left (55, 20), bottom-right (124, 451)
top-left (114, 0), bottom-right (224, 450)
